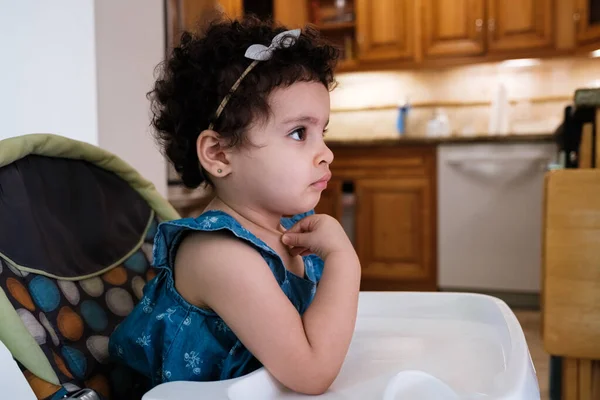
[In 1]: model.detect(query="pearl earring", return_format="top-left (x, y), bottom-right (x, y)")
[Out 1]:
top-left (217, 169), bottom-right (222, 174)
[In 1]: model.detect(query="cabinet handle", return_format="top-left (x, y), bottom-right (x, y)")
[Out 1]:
top-left (357, 33), bottom-right (364, 45)
top-left (475, 18), bottom-right (483, 32)
top-left (573, 10), bottom-right (581, 31)
top-left (488, 18), bottom-right (495, 32)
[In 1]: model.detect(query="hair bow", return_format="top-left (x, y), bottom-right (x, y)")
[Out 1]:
top-left (207, 28), bottom-right (302, 131)
top-left (244, 29), bottom-right (301, 61)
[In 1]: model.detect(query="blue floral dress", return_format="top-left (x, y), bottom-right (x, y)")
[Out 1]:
top-left (108, 210), bottom-right (324, 388)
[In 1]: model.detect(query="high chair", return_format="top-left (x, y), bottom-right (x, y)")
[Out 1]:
top-left (143, 291), bottom-right (540, 399)
top-left (0, 134), bottom-right (540, 399)
top-left (0, 134), bottom-right (179, 399)
top-left (544, 87), bottom-right (600, 400)
top-left (543, 169), bottom-right (600, 400)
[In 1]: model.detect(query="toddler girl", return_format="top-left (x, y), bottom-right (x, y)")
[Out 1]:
top-left (109, 15), bottom-right (361, 396)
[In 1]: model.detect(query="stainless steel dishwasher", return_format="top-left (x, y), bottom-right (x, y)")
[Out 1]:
top-left (437, 141), bottom-right (557, 293)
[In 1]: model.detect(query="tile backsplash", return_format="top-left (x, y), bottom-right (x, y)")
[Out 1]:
top-left (328, 56), bottom-right (600, 140)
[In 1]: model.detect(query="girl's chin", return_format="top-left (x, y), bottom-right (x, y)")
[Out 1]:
top-left (273, 193), bottom-right (322, 217)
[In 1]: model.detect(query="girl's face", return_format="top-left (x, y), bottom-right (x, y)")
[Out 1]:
top-left (227, 81), bottom-right (333, 217)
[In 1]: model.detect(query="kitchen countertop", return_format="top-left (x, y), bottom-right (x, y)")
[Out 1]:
top-left (325, 133), bottom-right (556, 147)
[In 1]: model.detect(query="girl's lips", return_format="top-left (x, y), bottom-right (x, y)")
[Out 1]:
top-left (311, 180), bottom-right (328, 190)
top-left (311, 172), bottom-right (331, 190)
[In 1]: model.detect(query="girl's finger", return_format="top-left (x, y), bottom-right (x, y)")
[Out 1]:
top-left (288, 246), bottom-right (308, 257)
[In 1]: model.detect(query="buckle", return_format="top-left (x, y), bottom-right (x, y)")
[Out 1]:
top-left (62, 389), bottom-right (101, 400)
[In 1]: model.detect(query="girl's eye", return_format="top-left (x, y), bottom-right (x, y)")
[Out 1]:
top-left (289, 127), bottom-right (306, 141)
top-left (323, 126), bottom-right (329, 137)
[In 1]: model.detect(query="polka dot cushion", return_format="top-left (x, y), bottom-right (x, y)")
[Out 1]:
top-left (0, 217), bottom-right (160, 400)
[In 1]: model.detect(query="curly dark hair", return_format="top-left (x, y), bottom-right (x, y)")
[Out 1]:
top-left (149, 15), bottom-right (340, 188)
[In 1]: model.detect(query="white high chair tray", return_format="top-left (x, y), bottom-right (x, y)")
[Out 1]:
top-left (143, 292), bottom-right (539, 400)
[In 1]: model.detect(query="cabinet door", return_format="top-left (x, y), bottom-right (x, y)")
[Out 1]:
top-left (166, 0), bottom-right (214, 49)
top-left (314, 179), bottom-right (343, 221)
top-left (273, 0), bottom-right (308, 29)
top-left (355, 0), bottom-right (416, 61)
top-left (167, 0), bottom-right (242, 50)
top-left (487, 0), bottom-right (553, 52)
top-left (354, 178), bottom-right (435, 287)
top-left (575, 0), bottom-right (600, 44)
top-left (217, 0), bottom-right (243, 19)
top-left (422, 0), bottom-right (485, 57)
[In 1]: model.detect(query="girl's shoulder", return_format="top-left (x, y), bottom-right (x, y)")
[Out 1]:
top-left (152, 209), bottom-right (315, 273)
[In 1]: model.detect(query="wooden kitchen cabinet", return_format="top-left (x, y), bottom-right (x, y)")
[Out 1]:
top-left (170, 0), bottom-right (419, 67)
top-left (167, 0), bottom-right (599, 72)
top-left (355, 177), bottom-right (435, 289)
top-left (575, 0), bottom-right (600, 45)
top-left (422, 0), bottom-right (486, 58)
top-left (355, 0), bottom-right (416, 62)
top-left (166, 0), bottom-right (243, 51)
top-left (293, 0), bottom-right (417, 70)
top-left (218, 0), bottom-right (243, 19)
top-left (273, 0), bottom-right (308, 29)
top-left (166, 0), bottom-right (211, 49)
top-left (167, 0), bottom-right (279, 47)
top-left (422, 0), bottom-right (554, 58)
top-left (318, 145), bottom-right (437, 291)
top-left (487, 0), bottom-right (553, 52)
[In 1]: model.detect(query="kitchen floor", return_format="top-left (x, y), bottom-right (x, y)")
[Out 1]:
top-left (514, 309), bottom-right (549, 400)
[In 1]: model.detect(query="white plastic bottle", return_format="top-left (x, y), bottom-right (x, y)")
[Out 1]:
top-left (488, 82), bottom-right (510, 135)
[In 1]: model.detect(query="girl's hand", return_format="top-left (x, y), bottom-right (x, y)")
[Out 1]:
top-left (281, 214), bottom-right (353, 260)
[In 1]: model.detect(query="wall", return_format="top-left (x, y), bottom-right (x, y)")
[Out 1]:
top-left (0, 0), bottom-right (98, 144)
top-left (94, 0), bottom-right (167, 196)
top-left (0, 0), bottom-right (167, 196)
top-left (328, 57), bottom-right (600, 140)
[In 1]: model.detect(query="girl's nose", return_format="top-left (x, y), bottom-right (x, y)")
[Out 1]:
top-left (317, 141), bottom-right (334, 166)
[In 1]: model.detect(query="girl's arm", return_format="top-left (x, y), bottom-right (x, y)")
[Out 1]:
top-left (175, 216), bottom-right (360, 395)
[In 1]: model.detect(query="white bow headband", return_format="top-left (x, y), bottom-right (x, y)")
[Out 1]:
top-left (208, 29), bottom-right (301, 130)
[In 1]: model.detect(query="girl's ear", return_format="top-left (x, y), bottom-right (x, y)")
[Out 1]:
top-left (196, 130), bottom-right (232, 179)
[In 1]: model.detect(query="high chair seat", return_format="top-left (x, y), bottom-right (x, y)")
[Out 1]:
top-left (0, 134), bottom-right (179, 400)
